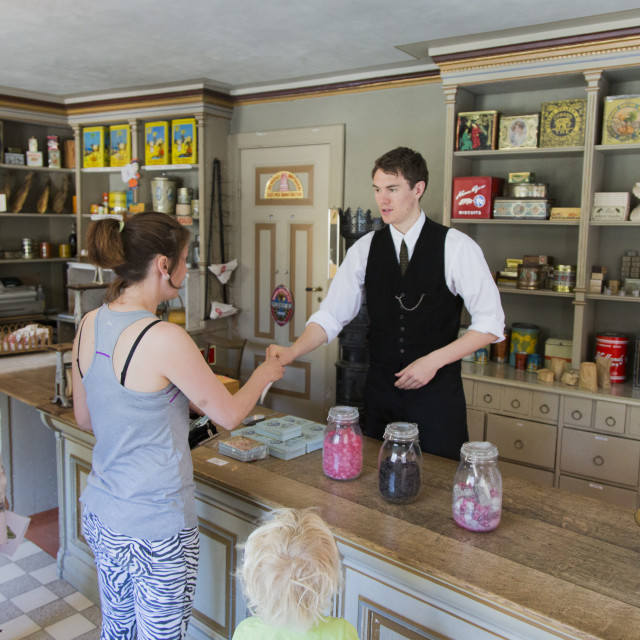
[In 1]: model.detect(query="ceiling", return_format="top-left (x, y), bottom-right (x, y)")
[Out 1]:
top-left (2, 2), bottom-right (640, 100)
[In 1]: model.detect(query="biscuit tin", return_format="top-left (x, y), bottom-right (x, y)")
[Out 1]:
top-left (540, 99), bottom-right (587, 148)
top-left (504, 183), bottom-right (548, 198)
top-left (498, 114), bottom-right (539, 149)
top-left (591, 192), bottom-right (630, 221)
top-left (109, 124), bottom-right (131, 167)
top-left (550, 207), bottom-right (581, 219)
top-left (455, 110), bottom-right (498, 151)
top-left (452, 176), bottom-right (503, 219)
top-left (601, 95), bottom-right (640, 145)
top-left (493, 198), bottom-right (551, 219)
top-left (144, 121), bottom-right (170, 165)
top-left (171, 118), bottom-right (197, 164)
top-left (83, 126), bottom-right (109, 168)
top-left (508, 172), bottom-right (535, 184)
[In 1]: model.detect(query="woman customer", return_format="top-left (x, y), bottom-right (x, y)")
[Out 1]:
top-left (72, 212), bottom-right (284, 640)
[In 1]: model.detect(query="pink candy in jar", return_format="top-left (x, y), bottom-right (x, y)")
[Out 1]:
top-left (322, 406), bottom-right (363, 481)
top-left (452, 441), bottom-right (502, 532)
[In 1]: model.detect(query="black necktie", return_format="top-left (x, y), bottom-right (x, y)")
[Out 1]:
top-left (399, 240), bottom-right (409, 276)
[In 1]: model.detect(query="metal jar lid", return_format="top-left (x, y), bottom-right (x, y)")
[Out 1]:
top-left (327, 405), bottom-right (359, 423)
top-left (460, 441), bottom-right (498, 462)
top-left (383, 422), bottom-right (419, 442)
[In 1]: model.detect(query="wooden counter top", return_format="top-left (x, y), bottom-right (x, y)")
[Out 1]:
top-left (5, 363), bottom-right (640, 639)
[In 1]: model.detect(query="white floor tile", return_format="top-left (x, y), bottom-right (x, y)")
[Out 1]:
top-left (0, 562), bottom-right (26, 584)
top-left (12, 584), bottom-right (58, 613)
top-left (0, 613), bottom-right (41, 639)
top-left (10, 540), bottom-right (41, 561)
top-left (46, 612), bottom-right (96, 640)
top-left (31, 561), bottom-right (59, 584)
top-left (64, 590), bottom-right (94, 611)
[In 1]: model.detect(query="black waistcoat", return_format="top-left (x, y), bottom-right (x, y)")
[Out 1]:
top-left (365, 218), bottom-right (463, 367)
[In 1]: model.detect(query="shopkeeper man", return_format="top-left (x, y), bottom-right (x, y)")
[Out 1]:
top-left (267, 147), bottom-right (504, 460)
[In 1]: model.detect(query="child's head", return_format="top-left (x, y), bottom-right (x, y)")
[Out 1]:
top-left (239, 508), bottom-right (341, 632)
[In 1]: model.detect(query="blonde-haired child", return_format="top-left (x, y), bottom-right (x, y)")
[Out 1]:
top-left (233, 507), bottom-right (359, 639)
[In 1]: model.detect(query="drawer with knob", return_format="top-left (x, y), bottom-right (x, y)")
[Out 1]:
top-left (558, 474), bottom-right (637, 509)
top-left (486, 414), bottom-right (557, 469)
top-left (500, 387), bottom-right (530, 416)
top-left (530, 391), bottom-right (559, 422)
top-left (560, 428), bottom-right (640, 487)
top-left (474, 381), bottom-right (501, 411)
top-left (563, 397), bottom-right (592, 428)
top-left (594, 401), bottom-right (625, 435)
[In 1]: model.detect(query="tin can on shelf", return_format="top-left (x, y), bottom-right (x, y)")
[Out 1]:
top-left (177, 187), bottom-right (193, 204)
top-left (517, 265), bottom-right (541, 290)
top-left (22, 238), bottom-right (34, 259)
top-left (526, 353), bottom-right (541, 372)
top-left (553, 265), bottom-right (576, 292)
top-left (58, 243), bottom-right (72, 258)
top-left (595, 333), bottom-right (629, 383)
top-left (509, 323), bottom-right (539, 367)
top-left (474, 348), bottom-right (489, 364)
top-left (491, 331), bottom-right (510, 363)
top-left (39, 242), bottom-right (52, 259)
top-left (515, 352), bottom-right (528, 370)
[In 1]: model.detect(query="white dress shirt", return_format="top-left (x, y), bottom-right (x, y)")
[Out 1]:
top-left (308, 211), bottom-right (505, 344)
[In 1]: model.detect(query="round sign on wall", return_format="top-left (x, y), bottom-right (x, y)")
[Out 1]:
top-left (270, 285), bottom-right (294, 326)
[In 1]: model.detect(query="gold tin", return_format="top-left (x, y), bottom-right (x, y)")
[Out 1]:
top-left (517, 265), bottom-right (541, 290)
top-left (553, 265), bottom-right (576, 292)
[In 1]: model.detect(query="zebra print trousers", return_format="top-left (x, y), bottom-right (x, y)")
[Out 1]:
top-left (82, 508), bottom-right (199, 640)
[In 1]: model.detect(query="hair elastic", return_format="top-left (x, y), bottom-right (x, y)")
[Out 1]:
top-left (118, 220), bottom-right (125, 232)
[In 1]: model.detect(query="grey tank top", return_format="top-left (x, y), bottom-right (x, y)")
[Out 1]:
top-left (79, 304), bottom-right (196, 540)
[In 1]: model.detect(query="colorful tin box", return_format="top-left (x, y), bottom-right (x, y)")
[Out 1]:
top-left (109, 124), bottom-right (131, 167)
top-left (540, 99), bottom-right (586, 148)
top-left (601, 95), bottom-right (640, 145)
top-left (452, 176), bottom-right (504, 219)
top-left (171, 118), bottom-right (197, 164)
top-left (498, 114), bottom-right (539, 149)
top-left (455, 111), bottom-right (498, 151)
top-left (493, 198), bottom-right (552, 219)
top-left (83, 126), bottom-right (109, 168)
top-left (144, 121), bottom-right (169, 165)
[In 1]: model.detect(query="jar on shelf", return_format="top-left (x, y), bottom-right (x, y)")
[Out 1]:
top-left (378, 422), bottom-right (422, 504)
top-left (322, 406), bottom-right (363, 481)
top-left (452, 441), bottom-right (502, 532)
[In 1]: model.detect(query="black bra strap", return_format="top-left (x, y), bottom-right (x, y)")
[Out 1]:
top-left (75, 316), bottom-right (88, 378)
top-left (120, 319), bottom-right (162, 386)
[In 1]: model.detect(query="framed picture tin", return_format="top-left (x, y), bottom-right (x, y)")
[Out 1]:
top-left (539, 99), bottom-right (586, 148)
top-left (601, 95), bottom-right (640, 145)
top-left (498, 114), bottom-right (539, 149)
top-left (455, 110), bottom-right (498, 151)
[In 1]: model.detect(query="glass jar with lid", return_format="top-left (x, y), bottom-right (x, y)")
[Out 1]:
top-left (322, 406), bottom-right (363, 480)
top-left (452, 441), bottom-right (502, 532)
top-left (377, 422), bottom-right (422, 504)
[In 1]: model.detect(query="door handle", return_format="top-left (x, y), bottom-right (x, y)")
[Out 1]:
top-left (305, 286), bottom-right (323, 292)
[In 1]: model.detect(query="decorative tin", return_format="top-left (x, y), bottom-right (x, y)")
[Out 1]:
top-left (591, 192), bottom-right (630, 221)
top-left (452, 176), bottom-right (503, 219)
top-left (595, 333), bottom-right (629, 383)
top-left (82, 126), bottom-right (109, 168)
top-left (517, 265), bottom-right (541, 290)
top-left (493, 198), bottom-right (551, 219)
top-left (508, 172), bottom-right (535, 184)
top-left (150, 176), bottom-right (176, 214)
top-left (455, 110), bottom-right (498, 151)
top-left (601, 95), bottom-right (640, 145)
top-left (504, 183), bottom-right (548, 198)
top-left (171, 118), bottom-right (197, 164)
top-left (544, 338), bottom-right (572, 369)
top-left (498, 114), bottom-right (539, 149)
top-left (553, 265), bottom-right (576, 292)
top-left (109, 124), bottom-right (131, 167)
top-left (509, 323), bottom-right (539, 367)
top-left (539, 99), bottom-right (587, 148)
top-left (144, 121), bottom-right (170, 165)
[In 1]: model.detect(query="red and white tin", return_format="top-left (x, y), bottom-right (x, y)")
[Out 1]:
top-left (452, 176), bottom-right (503, 219)
top-left (595, 333), bottom-right (629, 383)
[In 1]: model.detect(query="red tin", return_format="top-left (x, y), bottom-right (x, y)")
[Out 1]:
top-left (595, 333), bottom-right (629, 383)
top-left (452, 176), bottom-right (504, 219)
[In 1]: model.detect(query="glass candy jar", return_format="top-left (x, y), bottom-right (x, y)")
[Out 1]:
top-left (322, 406), bottom-right (363, 480)
top-left (377, 422), bottom-right (422, 504)
top-left (452, 441), bottom-right (502, 532)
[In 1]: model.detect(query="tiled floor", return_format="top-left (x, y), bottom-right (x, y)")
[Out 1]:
top-left (0, 540), bottom-right (101, 640)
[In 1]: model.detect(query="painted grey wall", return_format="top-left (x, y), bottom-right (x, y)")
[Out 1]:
top-left (230, 81), bottom-right (448, 222)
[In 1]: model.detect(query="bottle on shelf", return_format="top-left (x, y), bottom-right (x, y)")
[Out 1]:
top-left (69, 222), bottom-right (77, 257)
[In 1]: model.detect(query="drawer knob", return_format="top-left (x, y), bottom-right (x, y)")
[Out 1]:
top-left (511, 399), bottom-right (520, 409)
top-left (483, 394), bottom-right (493, 403)
top-left (540, 404), bottom-right (549, 414)
top-left (514, 439), bottom-right (524, 450)
top-left (593, 455), bottom-right (605, 466)
top-left (605, 416), bottom-right (616, 427)
top-left (571, 410), bottom-right (582, 421)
